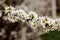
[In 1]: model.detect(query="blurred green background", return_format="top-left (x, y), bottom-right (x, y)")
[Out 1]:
top-left (41, 30), bottom-right (60, 40)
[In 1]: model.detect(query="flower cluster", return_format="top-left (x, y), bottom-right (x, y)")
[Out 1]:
top-left (3, 6), bottom-right (60, 33)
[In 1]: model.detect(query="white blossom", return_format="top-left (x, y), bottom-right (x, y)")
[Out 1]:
top-left (18, 9), bottom-right (27, 22)
top-left (7, 15), bottom-right (18, 23)
top-left (5, 6), bottom-right (15, 14)
top-left (27, 11), bottom-right (38, 20)
top-left (30, 17), bottom-right (40, 29)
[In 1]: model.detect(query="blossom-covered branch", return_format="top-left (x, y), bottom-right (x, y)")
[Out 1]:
top-left (2, 6), bottom-right (60, 33)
